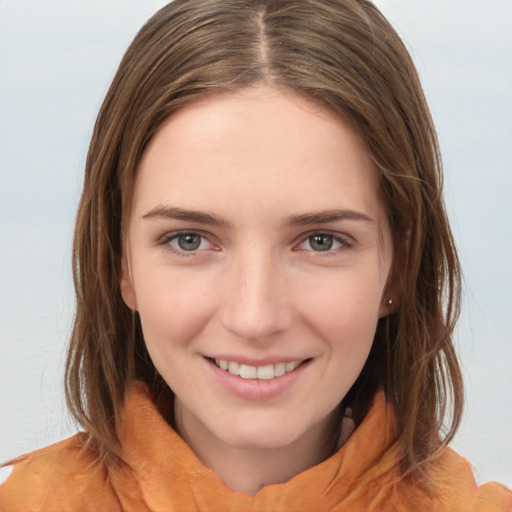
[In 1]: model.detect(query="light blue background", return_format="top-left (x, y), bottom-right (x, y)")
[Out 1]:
top-left (1, 0), bottom-right (511, 487)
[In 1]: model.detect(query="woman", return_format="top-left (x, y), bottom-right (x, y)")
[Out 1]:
top-left (1, 0), bottom-right (511, 510)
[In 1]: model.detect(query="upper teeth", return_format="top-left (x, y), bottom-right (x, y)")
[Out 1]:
top-left (214, 359), bottom-right (302, 380)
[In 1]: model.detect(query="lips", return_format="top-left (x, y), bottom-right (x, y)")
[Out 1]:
top-left (207, 356), bottom-right (310, 401)
top-left (213, 359), bottom-right (303, 380)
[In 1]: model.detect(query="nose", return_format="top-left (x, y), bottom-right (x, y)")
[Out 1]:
top-left (219, 250), bottom-right (293, 343)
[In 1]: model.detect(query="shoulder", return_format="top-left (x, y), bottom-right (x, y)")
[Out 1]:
top-left (425, 446), bottom-right (512, 512)
top-left (0, 434), bottom-right (122, 512)
top-left (0, 466), bottom-right (13, 486)
top-left (365, 444), bottom-right (511, 511)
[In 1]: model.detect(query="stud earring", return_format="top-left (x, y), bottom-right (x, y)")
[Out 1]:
top-left (388, 299), bottom-right (393, 305)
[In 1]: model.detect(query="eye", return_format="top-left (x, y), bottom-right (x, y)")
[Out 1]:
top-left (298, 233), bottom-right (352, 253)
top-left (163, 232), bottom-right (213, 253)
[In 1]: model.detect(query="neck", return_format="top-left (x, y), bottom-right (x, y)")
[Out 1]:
top-left (174, 404), bottom-right (338, 495)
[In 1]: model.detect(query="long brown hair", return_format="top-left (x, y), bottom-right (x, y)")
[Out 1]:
top-left (66, 0), bottom-right (463, 482)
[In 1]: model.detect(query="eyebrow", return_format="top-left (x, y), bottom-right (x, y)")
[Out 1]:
top-left (143, 205), bottom-right (373, 227)
top-left (285, 209), bottom-right (374, 226)
top-left (142, 206), bottom-right (232, 227)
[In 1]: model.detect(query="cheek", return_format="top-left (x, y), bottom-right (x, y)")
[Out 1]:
top-left (134, 267), bottom-right (218, 348)
top-left (298, 266), bottom-right (385, 348)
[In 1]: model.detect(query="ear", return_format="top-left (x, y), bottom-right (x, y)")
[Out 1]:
top-left (379, 226), bottom-right (408, 318)
top-left (379, 296), bottom-right (397, 318)
top-left (378, 270), bottom-right (401, 318)
top-left (120, 252), bottom-right (138, 311)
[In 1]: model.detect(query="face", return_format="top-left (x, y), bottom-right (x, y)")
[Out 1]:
top-left (121, 85), bottom-right (394, 453)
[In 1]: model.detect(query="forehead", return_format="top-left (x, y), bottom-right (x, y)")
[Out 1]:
top-left (132, 85), bottom-right (383, 223)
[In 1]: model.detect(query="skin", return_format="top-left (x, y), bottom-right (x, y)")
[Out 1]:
top-left (121, 84), bottom-right (394, 495)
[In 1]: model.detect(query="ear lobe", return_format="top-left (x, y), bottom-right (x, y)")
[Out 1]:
top-left (379, 272), bottom-right (402, 318)
top-left (120, 254), bottom-right (137, 311)
top-left (379, 296), bottom-right (398, 318)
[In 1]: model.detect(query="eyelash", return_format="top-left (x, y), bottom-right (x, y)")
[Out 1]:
top-left (158, 230), bottom-right (354, 258)
top-left (159, 231), bottom-right (216, 258)
top-left (296, 231), bottom-right (354, 256)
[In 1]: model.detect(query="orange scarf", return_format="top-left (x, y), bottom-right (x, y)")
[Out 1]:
top-left (1, 382), bottom-right (511, 511)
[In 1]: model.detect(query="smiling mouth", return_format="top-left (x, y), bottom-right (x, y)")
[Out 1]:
top-left (211, 358), bottom-right (308, 380)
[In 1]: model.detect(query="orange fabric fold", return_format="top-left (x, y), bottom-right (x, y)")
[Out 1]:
top-left (1, 382), bottom-right (511, 511)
